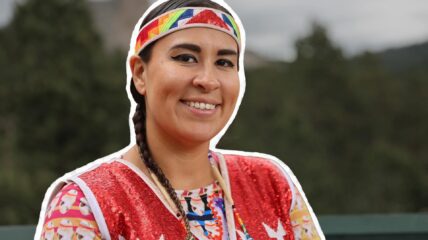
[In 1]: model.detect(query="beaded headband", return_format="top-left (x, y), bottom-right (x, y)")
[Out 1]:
top-left (134, 7), bottom-right (241, 55)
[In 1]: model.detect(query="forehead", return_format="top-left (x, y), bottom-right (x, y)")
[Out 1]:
top-left (153, 27), bottom-right (238, 52)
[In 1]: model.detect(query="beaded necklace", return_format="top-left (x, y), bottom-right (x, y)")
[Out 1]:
top-left (147, 151), bottom-right (253, 240)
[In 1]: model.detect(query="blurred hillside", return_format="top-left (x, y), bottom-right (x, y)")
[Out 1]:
top-left (0, 0), bottom-right (427, 225)
top-left (378, 41), bottom-right (428, 74)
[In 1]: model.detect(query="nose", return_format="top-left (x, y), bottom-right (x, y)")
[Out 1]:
top-left (192, 65), bottom-right (220, 92)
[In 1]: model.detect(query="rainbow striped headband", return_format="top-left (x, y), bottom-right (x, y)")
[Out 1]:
top-left (134, 7), bottom-right (241, 55)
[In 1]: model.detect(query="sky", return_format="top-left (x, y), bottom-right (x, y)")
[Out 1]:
top-left (2, 0), bottom-right (428, 60)
top-left (227, 0), bottom-right (428, 60)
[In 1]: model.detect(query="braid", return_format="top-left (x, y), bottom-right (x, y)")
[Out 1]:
top-left (133, 102), bottom-right (193, 239)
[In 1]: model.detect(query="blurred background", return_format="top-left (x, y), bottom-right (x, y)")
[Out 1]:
top-left (1, 0), bottom-right (428, 226)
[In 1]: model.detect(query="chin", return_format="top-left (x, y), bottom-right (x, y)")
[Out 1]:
top-left (178, 127), bottom-right (219, 146)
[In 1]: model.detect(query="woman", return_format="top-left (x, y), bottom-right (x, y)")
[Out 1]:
top-left (36, 0), bottom-right (324, 239)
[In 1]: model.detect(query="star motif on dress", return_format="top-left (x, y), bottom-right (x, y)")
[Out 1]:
top-left (158, 234), bottom-right (165, 240)
top-left (262, 219), bottom-right (286, 240)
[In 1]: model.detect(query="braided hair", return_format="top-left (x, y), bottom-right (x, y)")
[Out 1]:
top-left (132, 103), bottom-right (193, 238)
top-left (130, 1), bottom-right (232, 239)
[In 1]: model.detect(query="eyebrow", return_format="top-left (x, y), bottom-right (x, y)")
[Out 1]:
top-left (218, 49), bottom-right (238, 56)
top-left (171, 43), bottom-right (201, 53)
top-left (170, 43), bottom-right (238, 56)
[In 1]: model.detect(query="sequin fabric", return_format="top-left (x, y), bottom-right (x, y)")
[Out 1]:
top-left (50, 154), bottom-right (323, 239)
top-left (224, 154), bottom-right (295, 239)
top-left (39, 181), bottom-right (231, 240)
top-left (79, 161), bottom-right (186, 239)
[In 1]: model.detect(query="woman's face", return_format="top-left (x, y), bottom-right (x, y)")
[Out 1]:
top-left (132, 27), bottom-right (240, 147)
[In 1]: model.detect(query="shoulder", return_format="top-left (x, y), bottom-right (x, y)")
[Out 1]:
top-left (40, 182), bottom-right (102, 240)
top-left (217, 150), bottom-right (299, 200)
top-left (45, 183), bottom-right (95, 219)
top-left (219, 150), bottom-right (295, 181)
top-left (76, 159), bottom-right (128, 182)
top-left (36, 158), bottom-right (121, 238)
top-left (217, 150), bottom-right (300, 214)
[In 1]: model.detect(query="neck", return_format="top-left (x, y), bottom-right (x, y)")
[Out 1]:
top-left (143, 122), bottom-right (214, 190)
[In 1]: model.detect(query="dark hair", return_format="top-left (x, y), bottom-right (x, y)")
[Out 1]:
top-left (130, 1), bottom-right (231, 239)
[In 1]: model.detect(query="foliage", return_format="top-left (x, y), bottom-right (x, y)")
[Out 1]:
top-left (0, 0), bottom-right (129, 224)
top-left (220, 24), bottom-right (428, 214)
top-left (0, 0), bottom-right (427, 224)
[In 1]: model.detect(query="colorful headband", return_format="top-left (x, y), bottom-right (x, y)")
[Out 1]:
top-left (134, 7), bottom-right (241, 55)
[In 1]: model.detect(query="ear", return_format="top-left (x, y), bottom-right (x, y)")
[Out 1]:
top-left (130, 55), bottom-right (147, 95)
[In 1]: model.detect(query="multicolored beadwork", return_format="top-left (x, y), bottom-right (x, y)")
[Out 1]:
top-left (209, 152), bottom-right (253, 240)
top-left (134, 7), bottom-right (241, 54)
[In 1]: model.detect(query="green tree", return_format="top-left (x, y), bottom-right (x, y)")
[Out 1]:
top-left (0, 0), bottom-right (128, 224)
top-left (221, 23), bottom-right (428, 214)
top-left (283, 23), bottom-right (357, 212)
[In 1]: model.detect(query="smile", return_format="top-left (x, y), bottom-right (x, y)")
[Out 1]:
top-left (184, 101), bottom-right (216, 110)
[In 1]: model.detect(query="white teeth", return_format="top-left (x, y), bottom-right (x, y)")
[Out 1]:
top-left (185, 101), bottom-right (216, 110)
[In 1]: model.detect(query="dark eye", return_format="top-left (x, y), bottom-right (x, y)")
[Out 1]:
top-left (217, 59), bottom-right (235, 68)
top-left (171, 54), bottom-right (197, 63)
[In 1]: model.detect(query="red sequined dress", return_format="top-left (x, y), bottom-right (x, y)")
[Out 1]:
top-left (37, 152), bottom-right (324, 240)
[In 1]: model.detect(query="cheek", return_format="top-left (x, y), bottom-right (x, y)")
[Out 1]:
top-left (149, 64), bottom-right (192, 95)
top-left (224, 75), bottom-right (240, 104)
top-left (147, 72), bottom-right (179, 98)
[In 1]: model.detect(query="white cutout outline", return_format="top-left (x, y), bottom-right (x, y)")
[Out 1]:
top-left (34, 0), bottom-right (325, 239)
